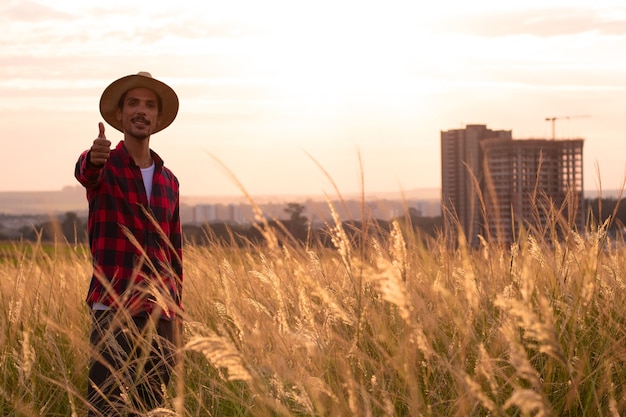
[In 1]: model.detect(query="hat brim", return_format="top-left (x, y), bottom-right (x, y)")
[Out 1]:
top-left (99, 73), bottom-right (179, 134)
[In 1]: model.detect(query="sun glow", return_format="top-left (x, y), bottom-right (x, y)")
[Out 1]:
top-left (224, 2), bottom-right (430, 103)
top-left (2, 0), bottom-right (626, 194)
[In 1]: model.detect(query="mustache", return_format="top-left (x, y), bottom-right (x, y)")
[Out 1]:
top-left (131, 116), bottom-right (150, 125)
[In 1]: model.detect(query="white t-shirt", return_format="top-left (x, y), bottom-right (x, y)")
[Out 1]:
top-left (141, 162), bottom-right (155, 204)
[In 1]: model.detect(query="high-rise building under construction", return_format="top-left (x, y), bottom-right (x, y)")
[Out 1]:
top-left (441, 124), bottom-right (584, 245)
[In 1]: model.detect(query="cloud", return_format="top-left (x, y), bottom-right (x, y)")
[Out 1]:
top-left (0, 0), bottom-right (73, 22)
top-left (442, 7), bottom-right (626, 38)
top-left (124, 19), bottom-right (259, 53)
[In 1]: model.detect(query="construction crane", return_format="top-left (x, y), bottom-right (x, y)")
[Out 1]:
top-left (545, 115), bottom-right (591, 139)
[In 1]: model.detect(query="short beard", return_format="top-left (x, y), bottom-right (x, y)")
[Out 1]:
top-left (126, 123), bottom-right (151, 140)
top-left (130, 131), bottom-right (150, 140)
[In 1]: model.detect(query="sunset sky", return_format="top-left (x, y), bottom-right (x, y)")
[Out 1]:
top-left (1, 0), bottom-right (625, 197)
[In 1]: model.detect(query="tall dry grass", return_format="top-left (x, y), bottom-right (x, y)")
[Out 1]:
top-left (1, 195), bottom-right (626, 416)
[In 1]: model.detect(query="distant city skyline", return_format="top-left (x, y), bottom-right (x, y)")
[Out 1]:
top-left (0, 187), bottom-right (443, 239)
top-left (1, 1), bottom-right (625, 196)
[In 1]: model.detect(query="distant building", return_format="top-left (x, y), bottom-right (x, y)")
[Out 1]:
top-left (441, 125), bottom-right (512, 245)
top-left (441, 124), bottom-right (584, 245)
top-left (193, 204), bottom-right (218, 224)
top-left (191, 203), bottom-right (251, 224)
top-left (413, 199), bottom-right (442, 218)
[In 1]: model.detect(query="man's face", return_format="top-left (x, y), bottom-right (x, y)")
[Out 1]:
top-left (116, 87), bottom-right (162, 139)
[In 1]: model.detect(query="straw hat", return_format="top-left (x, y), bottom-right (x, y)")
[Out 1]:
top-left (99, 71), bottom-right (179, 134)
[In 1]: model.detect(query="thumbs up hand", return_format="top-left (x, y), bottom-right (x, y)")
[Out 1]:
top-left (89, 122), bottom-right (111, 166)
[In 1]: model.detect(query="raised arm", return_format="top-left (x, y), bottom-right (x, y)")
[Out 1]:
top-left (75, 122), bottom-right (111, 188)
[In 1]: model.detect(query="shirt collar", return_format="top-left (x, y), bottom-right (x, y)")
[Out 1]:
top-left (115, 140), bottom-right (164, 168)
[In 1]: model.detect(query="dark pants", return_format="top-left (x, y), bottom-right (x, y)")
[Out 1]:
top-left (87, 310), bottom-right (181, 417)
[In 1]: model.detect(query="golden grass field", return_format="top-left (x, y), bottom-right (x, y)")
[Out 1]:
top-left (1, 200), bottom-right (626, 416)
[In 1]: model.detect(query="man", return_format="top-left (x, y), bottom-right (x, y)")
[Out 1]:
top-left (75, 72), bottom-right (183, 416)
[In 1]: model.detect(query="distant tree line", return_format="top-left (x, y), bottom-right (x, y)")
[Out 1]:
top-left (10, 211), bottom-right (87, 243)
top-left (182, 203), bottom-right (443, 248)
top-left (586, 197), bottom-right (626, 230)
top-left (9, 198), bottom-right (625, 245)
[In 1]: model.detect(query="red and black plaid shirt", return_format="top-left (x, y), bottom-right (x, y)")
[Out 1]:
top-left (75, 141), bottom-right (183, 319)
